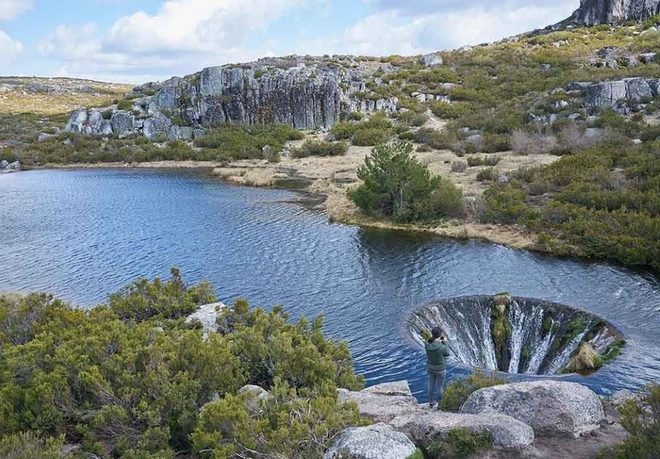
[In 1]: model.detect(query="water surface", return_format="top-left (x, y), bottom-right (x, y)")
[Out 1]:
top-left (1, 169), bottom-right (659, 398)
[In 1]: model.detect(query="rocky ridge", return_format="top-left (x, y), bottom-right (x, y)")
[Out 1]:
top-left (64, 54), bottom-right (445, 140)
top-left (571, 0), bottom-right (660, 26)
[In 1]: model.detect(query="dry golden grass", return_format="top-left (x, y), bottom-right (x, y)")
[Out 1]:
top-left (0, 77), bottom-right (132, 115)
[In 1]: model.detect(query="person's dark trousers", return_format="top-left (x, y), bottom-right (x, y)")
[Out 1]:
top-left (427, 369), bottom-right (447, 406)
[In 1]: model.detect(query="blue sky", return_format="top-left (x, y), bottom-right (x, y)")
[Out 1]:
top-left (0, 0), bottom-right (579, 83)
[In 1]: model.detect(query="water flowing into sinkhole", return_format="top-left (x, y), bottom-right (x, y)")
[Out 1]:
top-left (406, 295), bottom-right (625, 375)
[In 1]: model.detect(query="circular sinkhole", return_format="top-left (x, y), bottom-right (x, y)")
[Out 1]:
top-left (406, 294), bottom-right (625, 375)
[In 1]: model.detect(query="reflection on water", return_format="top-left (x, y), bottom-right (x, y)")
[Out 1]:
top-left (1, 169), bottom-right (660, 399)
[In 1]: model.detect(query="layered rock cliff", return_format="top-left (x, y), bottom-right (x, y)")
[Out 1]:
top-left (571, 0), bottom-right (660, 25)
top-left (65, 54), bottom-right (442, 139)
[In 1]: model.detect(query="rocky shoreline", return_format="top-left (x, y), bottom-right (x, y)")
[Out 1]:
top-left (36, 157), bottom-right (543, 253)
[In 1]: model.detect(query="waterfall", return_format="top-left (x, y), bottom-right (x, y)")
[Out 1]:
top-left (406, 295), bottom-right (624, 376)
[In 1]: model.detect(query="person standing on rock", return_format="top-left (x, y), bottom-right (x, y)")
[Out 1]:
top-left (426, 326), bottom-right (450, 409)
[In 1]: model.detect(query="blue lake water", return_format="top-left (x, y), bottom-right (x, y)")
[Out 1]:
top-left (1, 169), bottom-right (660, 398)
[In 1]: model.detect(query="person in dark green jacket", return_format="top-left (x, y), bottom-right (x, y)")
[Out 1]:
top-left (425, 326), bottom-right (450, 408)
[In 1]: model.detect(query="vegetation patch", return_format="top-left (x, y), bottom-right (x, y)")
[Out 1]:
top-left (426, 428), bottom-right (493, 459)
top-left (0, 269), bottom-right (365, 458)
top-left (440, 371), bottom-right (507, 412)
top-left (193, 123), bottom-right (304, 160)
top-left (290, 140), bottom-right (349, 158)
top-left (350, 141), bottom-right (464, 223)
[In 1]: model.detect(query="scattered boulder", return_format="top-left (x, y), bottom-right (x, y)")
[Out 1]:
top-left (461, 381), bottom-right (605, 438)
top-left (238, 384), bottom-right (269, 412)
top-left (338, 381), bottom-right (418, 423)
top-left (323, 424), bottom-right (417, 459)
top-left (185, 302), bottom-right (225, 335)
top-left (538, 64), bottom-right (552, 71)
top-left (2, 161), bottom-right (21, 172)
top-left (110, 112), bottom-right (135, 136)
top-left (567, 82), bottom-right (593, 91)
top-left (0, 160), bottom-right (8, 169)
top-left (389, 412), bottom-right (534, 450)
top-left (420, 52), bottom-right (443, 67)
top-left (640, 52), bottom-right (657, 63)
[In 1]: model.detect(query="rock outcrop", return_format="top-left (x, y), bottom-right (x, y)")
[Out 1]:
top-left (390, 411), bottom-right (535, 450)
top-left (323, 424), bottom-right (417, 459)
top-left (64, 55), bottom-right (406, 139)
top-left (336, 381), bottom-right (535, 451)
top-left (571, 0), bottom-right (660, 25)
top-left (0, 160), bottom-right (21, 173)
top-left (585, 77), bottom-right (660, 109)
top-left (460, 380), bottom-right (605, 438)
top-left (338, 381), bottom-right (419, 423)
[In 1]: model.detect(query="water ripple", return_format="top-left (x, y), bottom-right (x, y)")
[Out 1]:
top-left (1, 169), bottom-right (660, 400)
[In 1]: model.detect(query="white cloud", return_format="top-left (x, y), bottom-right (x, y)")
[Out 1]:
top-left (0, 29), bottom-right (24, 64)
top-left (365, 0), bottom-right (577, 16)
top-left (299, 0), bottom-right (577, 57)
top-left (38, 0), bottom-right (308, 81)
top-left (0, 0), bottom-right (32, 21)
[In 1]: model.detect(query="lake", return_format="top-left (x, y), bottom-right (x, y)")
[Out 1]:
top-left (1, 169), bottom-right (659, 398)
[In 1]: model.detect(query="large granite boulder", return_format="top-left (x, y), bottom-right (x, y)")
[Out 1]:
top-left (420, 52), bottom-right (443, 67)
top-left (143, 111), bottom-right (172, 139)
top-left (585, 78), bottom-right (660, 109)
top-left (66, 109), bottom-right (88, 133)
top-left (324, 424), bottom-right (417, 459)
top-left (185, 302), bottom-right (225, 335)
top-left (110, 112), bottom-right (135, 136)
top-left (338, 381), bottom-right (419, 423)
top-left (460, 381), bottom-right (605, 438)
top-left (572, 0), bottom-right (660, 25)
top-left (197, 66), bottom-right (341, 129)
top-left (389, 411), bottom-right (534, 450)
top-left (585, 80), bottom-right (628, 108)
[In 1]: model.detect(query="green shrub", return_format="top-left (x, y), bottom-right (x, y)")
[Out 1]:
top-left (0, 272), bottom-right (365, 458)
top-left (476, 167), bottom-right (498, 182)
top-left (116, 99), bottom-right (134, 111)
top-left (290, 140), bottom-right (348, 158)
top-left (426, 428), bottom-right (493, 459)
top-left (191, 382), bottom-right (367, 459)
top-left (601, 384), bottom-right (660, 459)
top-left (440, 371), bottom-right (507, 412)
top-left (480, 183), bottom-right (535, 223)
top-left (0, 432), bottom-right (64, 459)
top-left (194, 123), bottom-right (303, 160)
top-left (351, 141), bottom-right (463, 222)
top-left (352, 127), bottom-right (391, 146)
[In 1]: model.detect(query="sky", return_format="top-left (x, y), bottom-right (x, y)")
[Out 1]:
top-left (0, 0), bottom-right (579, 83)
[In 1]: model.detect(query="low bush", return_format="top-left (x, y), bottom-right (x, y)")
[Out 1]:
top-left (467, 155), bottom-right (501, 167)
top-left (116, 99), bottom-right (134, 111)
top-left (331, 115), bottom-right (394, 146)
top-left (476, 167), bottom-right (499, 182)
top-left (440, 371), bottom-right (507, 412)
top-left (511, 129), bottom-right (556, 155)
top-left (0, 432), bottom-right (64, 459)
top-left (0, 271), bottom-right (365, 458)
top-left (290, 140), bottom-right (349, 158)
top-left (451, 160), bottom-right (468, 172)
top-left (599, 384), bottom-right (660, 459)
top-left (194, 123), bottom-right (303, 160)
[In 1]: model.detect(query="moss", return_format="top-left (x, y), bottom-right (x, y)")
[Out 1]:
top-left (406, 448), bottom-right (425, 459)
